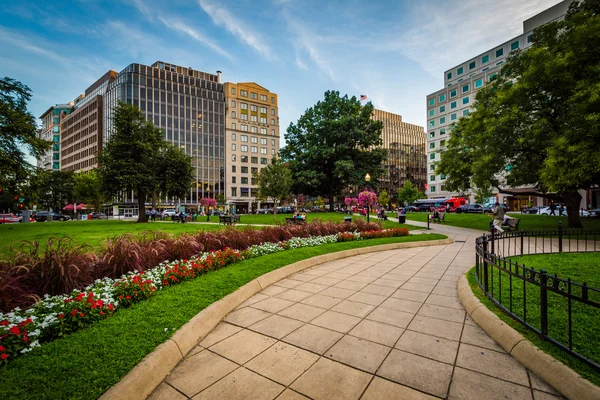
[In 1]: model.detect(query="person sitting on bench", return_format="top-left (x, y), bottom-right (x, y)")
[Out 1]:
top-left (429, 209), bottom-right (441, 222)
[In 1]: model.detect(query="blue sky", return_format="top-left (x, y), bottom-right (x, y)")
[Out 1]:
top-left (2, 0), bottom-right (561, 152)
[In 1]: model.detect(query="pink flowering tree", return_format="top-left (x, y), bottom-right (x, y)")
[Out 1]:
top-left (358, 191), bottom-right (377, 207)
top-left (344, 197), bottom-right (352, 206)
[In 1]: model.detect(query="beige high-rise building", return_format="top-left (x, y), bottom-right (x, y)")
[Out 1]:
top-left (224, 82), bottom-right (280, 213)
top-left (372, 109), bottom-right (427, 194)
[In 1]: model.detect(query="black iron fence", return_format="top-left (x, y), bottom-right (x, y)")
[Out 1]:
top-left (475, 223), bottom-right (600, 372)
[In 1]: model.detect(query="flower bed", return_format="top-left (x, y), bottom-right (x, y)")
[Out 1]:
top-left (0, 228), bottom-right (407, 364)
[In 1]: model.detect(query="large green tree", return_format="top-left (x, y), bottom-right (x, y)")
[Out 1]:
top-left (37, 170), bottom-right (75, 211)
top-left (99, 103), bottom-right (194, 223)
top-left (0, 78), bottom-right (51, 192)
top-left (397, 180), bottom-right (423, 206)
top-left (280, 91), bottom-right (386, 211)
top-left (437, 0), bottom-right (600, 228)
top-left (74, 170), bottom-right (104, 211)
top-left (254, 157), bottom-right (292, 221)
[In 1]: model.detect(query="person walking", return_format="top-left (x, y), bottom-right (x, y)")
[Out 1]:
top-left (550, 202), bottom-right (556, 216)
top-left (559, 203), bottom-right (564, 216)
top-left (491, 202), bottom-right (505, 233)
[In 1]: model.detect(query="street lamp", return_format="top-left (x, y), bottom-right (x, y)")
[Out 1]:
top-left (206, 186), bottom-right (211, 222)
top-left (365, 173), bottom-right (371, 223)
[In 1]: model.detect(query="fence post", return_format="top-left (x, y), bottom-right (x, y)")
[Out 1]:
top-left (482, 236), bottom-right (489, 293)
top-left (558, 221), bottom-right (563, 253)
top-left (540, 269), bottom-right (548, 337)
top-left (520, 231), bottom-right (524, 256)
top-left (427, 214), bottom-right (430, 230)
top-left (491, 230), bottom-right (495, 255)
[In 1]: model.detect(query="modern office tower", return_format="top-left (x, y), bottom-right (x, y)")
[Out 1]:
top-left (372, 109), bottom-right (427, 194)
top-left (223, 82), bottom-right (280, 213)
top-left (38, 103), bottom-right (74, 171)
top-left (61, 70), bottom-right (117, 173)
top-left (425, 0), bottom-right (574, 206)
top-left (102, 61), bottom-right (226, 204)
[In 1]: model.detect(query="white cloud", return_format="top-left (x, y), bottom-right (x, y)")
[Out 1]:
top-left (197, 0), bottom-right (276, 60)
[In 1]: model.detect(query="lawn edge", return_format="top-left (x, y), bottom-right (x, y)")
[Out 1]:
top-left (457, 273), bottom-right (600, 400)
top-left (100, 237), bottom-right (453, 400)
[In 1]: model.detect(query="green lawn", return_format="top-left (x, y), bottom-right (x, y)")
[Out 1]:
top-left (0, 233), bottom-right (446, 400)
top-left (469, 252), bottom-right (600, 386)
top-left (404, 212), bottom-right (600, 231)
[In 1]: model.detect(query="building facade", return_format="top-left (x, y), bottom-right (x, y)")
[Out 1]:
top-left (425, 0), bottom-right (574, 206)
top-left (372, 109), bottom-right (426, 194)
top-left (38, 103), bottom-right (74, 171)
top-left (224, 82), bottom-right (280, 213)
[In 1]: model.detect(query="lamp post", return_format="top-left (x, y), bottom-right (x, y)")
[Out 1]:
top-left (349, 188), bottom-right (353, 214)
top-left (365, 173), bottom-right (371, 223)
top-left (206, 186), bottom-right (211, 222)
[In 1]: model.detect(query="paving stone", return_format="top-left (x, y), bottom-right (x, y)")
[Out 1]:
top-left (349, 319), bottom-right (404, 346)
top-left (362, 377), bottom-right (438, 400)
top-left (275, 289), bottom-right (314, 302)
top-left (530, 372), bottom-right (561, 396)
top-left (372, 278), bottom-right (405, 288)
top-left (334, 280), bottom-right (368, 291)
top-left (408, 277), bottom-right (439, 286)
top-left (199, 322), bottom-right (243, 347)
top-left (417, 303), bottom-right (465, 324)
top-left (275, 278), bottom-right (305, 289)
top-left (325, 334), bottom-right (390, 373)
top-left (237, 293), bottom-right (270, 309)
top-left (210, 329), bottom-right (276, 364)
top-left (347, 291), bottom-right (388, 306)
top-left (533, 390), bottom-right (563, 400)
top-left (448, 367), bottom-right (532, 400)
top-left (331, 299), bottom-right (375, 318)
top-left (249, 315), bottom-right (305, 339)
top-left (407, 315), bottom-right (463, 341)
top-left (251, 297), bottom-right (296, 313)
top-left (291, 357), bottom-right (372, 400)
top-left (360, 284), bottom-right (397, 296)
top-left (310, 276), bottom-right (342, 286)
top-left (367, 306), bottom-right (415, 328)
top-left (148, 383), bottom-right (187, 400)
top-left (192, 367), bottom-right (284, 400)
top-left (300, 293), bottom-right (343, 309)
top-left (325, 272), bottom-right (354, 280)
top-left (390, 289), bottom-right (429, 302)
top-left (278, 302), bottom-right (326, 322)
top-left (225, 307), bottom-right (272, 327)
top-left (310, 310), bottom-right (362, 333)
top-left (395, 330), bottom-right (459, 364)
top-left (288, 273), bottom-right (318, 282)
top-left (431, 286), bottom-right (458, 297)
top-left (425, 294), bottom-right (464, 310)
top-left (260, 285), bottom-right (288, 296)
top-left (460, 324), bottom-right (504, 352)
top-left (246, 342), bottom-right (319, 385)
top-left (276, 389), bottom-right (311, 400)
top-left (282, 323), bottom-right (343, 354)
top-left (345, 275), bottom-right (377, 284)
top-left (185, 345), bottom-right (204, 359)
top-left (380, 297), bottom-right (423, 313)
top-left (377, 349), bottom-right (453, 398)
top-left (318, 286), bottom-right (356, 299)
top-left (294, 282), bottom-right (329, 294)
top-left (435, 280), bottom-right (457, 288)
top-left (456, 343), bottom-right (529, 386)
top-left (165, 350), bottom-right (237, 397)
top-left (400, 283), bottom-right (435, 293)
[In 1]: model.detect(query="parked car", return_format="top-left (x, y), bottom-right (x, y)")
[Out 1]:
top-left (538, 206), bottom-right (567, 216)
top-left (0, 213), bottom-right (22, 224)
top-left (163, 209), bottom-right (177, 217)
top-left (589, 209), bottom-right (600, 217)
top-left (33, 212), bottom-right (71, 222)
top-left (90, 212), bottom-right (108, 219)
top-left (455, 204), bottom-right (490, 214)
top-left (522, 207), bottom-right (541, 214)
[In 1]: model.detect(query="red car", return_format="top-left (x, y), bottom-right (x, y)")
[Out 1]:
top-left (0, 213), bottom-right (22, 224)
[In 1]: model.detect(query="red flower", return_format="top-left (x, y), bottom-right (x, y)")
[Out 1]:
top-left (9, 326), bottom-right (20, 335)
top-left (71, 310), bottom-right (78, 317)
top-left (0, 346), bottom-right (5, 352)
top-left (99, 311), bottom-right (104, 315)
top-left (0, 354), bottom-right (8, 360)
top-left (125, 295), bottom-right (131, 300)
top-left (57, 313), bottom-right (65, 319)
top-left (108, 304), bottom-right (114, 311)
top-left (79, 313), bottom-right (85, 317)
top-left (0, 320), bottom-right (8, 326)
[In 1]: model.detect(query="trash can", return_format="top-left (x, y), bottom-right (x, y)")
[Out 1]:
top-left (344, 216), bottom-right (352, 223)
top-left (398, 215), bottom-right (406, 224)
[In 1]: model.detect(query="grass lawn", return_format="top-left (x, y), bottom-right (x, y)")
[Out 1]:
top-left (0, 233), bottom-right (446, 400)
top-left (404, 212), bottom-right (600, 231)
top-left (468, 252), bottom-right (600, 386)
top-left (0, 220), bottom-right (225, 259)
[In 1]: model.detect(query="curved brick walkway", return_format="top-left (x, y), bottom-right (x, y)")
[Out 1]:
top-left (148, 224), bottom-right (564, 400)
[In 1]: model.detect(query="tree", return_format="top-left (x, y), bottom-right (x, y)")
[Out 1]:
top-left (378, 190), bottom-right (390, 210)
top-left (280, 91), bottom-right (387, 211)
top-left (473, 184), bottom-right (494, 206)
top-left (1, 78), bottom-right (51, 192)
top-left (437, 0), bottom-right (600, 228)
top-left (254, 157), bottom-right (292, 221)
top-left (99, 103), bottom-right (194, 223)
top-left (37, 170), bottom-right (75, 211)
top-left (397, 180), bottom-right (423, 206)
top-left (74, 170), bottom-right (104, 211)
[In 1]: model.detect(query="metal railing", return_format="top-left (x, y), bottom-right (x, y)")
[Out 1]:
top-left (475, 223), bottom-right (600, 372)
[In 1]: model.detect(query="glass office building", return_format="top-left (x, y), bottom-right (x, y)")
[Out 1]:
top-left (103, 61), bottom-right (225, 204)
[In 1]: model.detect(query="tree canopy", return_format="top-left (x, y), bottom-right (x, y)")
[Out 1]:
top-left (37, 170), bottom-right (75, 211)
top-left (254, 157), bottom-right (292, 221)
top-left (280, 91), bottom-right (386, 211)
top-left (99, 102), bottom-right (193, 222)
top-left (0, 78), bottom-right (51, 192)
top-left (436, 0), bottom-right (600, 227)
top-left (397, 180), bottom-right (423, 206)
top-left (74, 170), bottom-right (104, 211)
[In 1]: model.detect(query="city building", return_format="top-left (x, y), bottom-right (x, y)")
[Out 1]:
top-left (425, 0), bottom-right (574, 209)
top-left (372, 109), bottom-right (426, 194)
top-left (224, 82), bottom-right (280, 213)
top-left (38, 103), bottom-right (74, 171)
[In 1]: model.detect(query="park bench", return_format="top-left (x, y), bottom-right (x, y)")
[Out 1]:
top-left (285, 218), bottom-right (306, 225)
top-left (502, 218), bottom-right (520, 231)
top-left (430, 213), bottom-right (446, 223)
top-left (219, 215), bottom-right (240, 225)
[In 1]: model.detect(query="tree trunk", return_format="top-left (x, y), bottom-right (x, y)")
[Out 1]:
top-left (273, 199), bottom-right (278, 222)
top-left (151, 191), bottom-right (157, 209)
top-left (328, 185), bottom-right (334, 212)
top-left (137, 189), bottom-right (147, 223)
top-left (564, 191), bottom-right (583, 229)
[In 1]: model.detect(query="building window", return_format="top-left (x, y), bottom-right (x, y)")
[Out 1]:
top-left (496, 61), bottom-right (504, 66)
top-left (232, 165), bottom-right (236, 172)
top-left (430, 175), bottom-right (436, 181)
top-left (450, 101), bottom-right (457, 109)
top-left (261, 147), bottom-right (267, 154)
top-left (241, 90), bottom-right (248, 97)
top-left (251, 167), bottom-right (258, 174)
top-left (527, 35), bottom-right (533, 43)
top-left (232, 177), bottom-right (236, 183)
top-left (241, 177), bottom-right (248, 184)
top-left (463, 109), bottom-right (470, 116)
top-left (241, 103), bottom-right (248, 110)
top-left (231, 88), bottom-right (236, 94)
top-left (231, 154), bottom-right (236, 161)
top-left (261, 157), bottom-right (268, 165)
top-left (429, 120), bottom-right (435, 127)
top-left (261, 128), bottom-right (267, 134)
top-left (450, 89), bottom-right (457, 98)
top-left (511, 41), bottom-right (519, 51)
top-left (259, 117), bottom-right (266, 124)
top-left (462, 97), bottom-right (469, 105)
top-left (469, 61), bottom-right (476, 70)
top-left (251, 146), bottom-right (258, 153)
top-left (447, 72), bottom-right (452, 80)
top-left (241, 166), bottom-right (249, 173)
top-left (250, 105), bottom-right (257, 112)
top-left (271, 139), bottom-right (275, 146)
top-left (231, 144), bottom-right (236, 151)
top-left (271, 119), bottom-right (275, 125)
top-left (241, 155), bottom-right (248, 163)
top-left (251, 115), bottom-right (258, 122)
top-left (241, 125), bottom-right (248, 132)
top-left (240, 189), bottom-right (249, 197)
top-left (251, 126), bottom-right (258, 133)
top-left (231, 111), bottom-right (236, 118)
top-left (260, 94), bottom-right (267, 101)
top-left (482, 67), bottom-right (489, 72)
top-left (440, 185), bottom-right (445, 191)
top-left (482, 55), bottom-right (489, 64)
top-left (440, 128), bottom-right (446, 135)
top-left (251, 136), bottom-right (258, 143)
top-left (241, 135), bottom-right (248, 142)
top-left (430, 185), bottom-right (436, 193)
top-left (251, 92), bottom-right (258, 99)
top-left (231, 187), bottom-right (237, 196)
top-left (462, 84), bottom-right (469, 93)
top-left (440, 117), bottom-right (446, 124)
top-left (440, 140), bottom-right (446, 147)
top-left (231, 123), bottom-right (236, 130)
top-left (53, 126), bottom-right (60, 133)
top-left (451, 113), bottom-right (457, 121)
top-left (429, 110), bottom-right (434, 117)
top-left (429, 132), bottom-right (435, 138)
top-left (250, 157), bottom-right (257, 164)
top-left (271, 109), bottom-right (275, 116)
top-left (430, 153), bottom-right (435, 160)
top-left (457, 67), bottom-right (463, 75)
top-left (271, 149), bottom-right (276, 155)
top-left (241, 114), bottom-right (247, 120)
top-left (260, 138), bottom-right (267, 145)
top-left (271, 129), bottom-right (275, 136)
top-left (271, 97), bottom-right (275, 103)
top-left (439, 94), bottom-right (446, 102)
top-left (428, 98), bottom-right (435, 106)
top-left (241, 145), bottom-right (248, 152)
top-left (439, 105), bottom-right (445, 113)
top-left (231, 100), bottom-right (236, 107)
top-left (496, 48), bottom-right (504, 57)
top-left (489, 73), bottom-right (498, 81)
top-left (260, 106), bottom-right (267, 113)
top-left (429, 142), bottom-right (435, 149)
top-left (475, 78), bottom-right (483, 88)
top-left (430, 164), bottom-right (435, 171)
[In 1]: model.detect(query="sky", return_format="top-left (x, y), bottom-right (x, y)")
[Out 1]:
top-left (1, 0), bottom-right (563, 158)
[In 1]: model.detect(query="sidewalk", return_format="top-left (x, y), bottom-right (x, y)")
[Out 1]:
top-left (148, 225), bottom-right (563, 400)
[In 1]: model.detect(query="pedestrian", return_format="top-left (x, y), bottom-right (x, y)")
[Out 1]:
top-left (550, 202), bottom-right (556, 216)
top-left (491, 202), bottom-right (505, 233)
top-left (559, 203), bottom-right (564, 216)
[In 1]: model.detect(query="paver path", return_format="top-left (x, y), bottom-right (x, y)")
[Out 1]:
top-left (149, 225), bottom-right (565, 400)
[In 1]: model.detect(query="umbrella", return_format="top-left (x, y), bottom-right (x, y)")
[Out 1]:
top-left (63, 203), bottom-right (87, 211)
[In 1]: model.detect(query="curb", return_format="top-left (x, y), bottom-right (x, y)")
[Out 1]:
top-left (100, 237), bottom-right (453, 400)
top-left (457, 274), bottom-right (600, 400)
